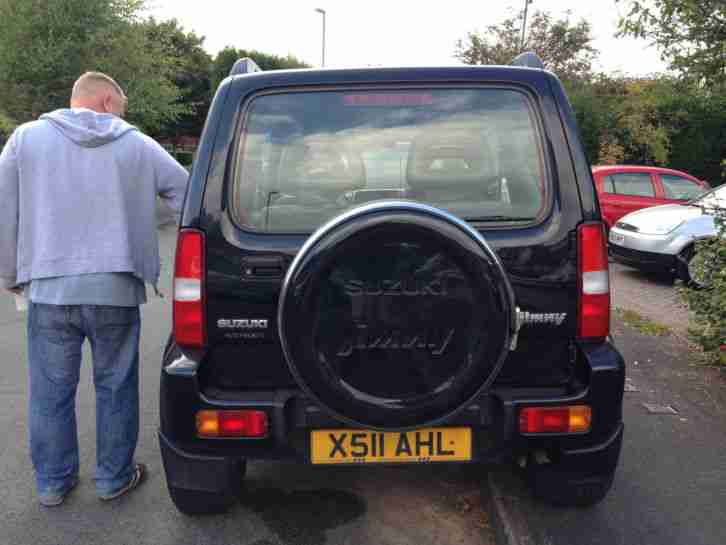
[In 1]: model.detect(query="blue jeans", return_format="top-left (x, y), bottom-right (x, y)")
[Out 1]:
top-left (27, 303), bottom-right (140, 496)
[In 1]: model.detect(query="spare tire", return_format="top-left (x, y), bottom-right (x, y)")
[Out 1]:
top-left (278, 201), bottom-right (516, 430)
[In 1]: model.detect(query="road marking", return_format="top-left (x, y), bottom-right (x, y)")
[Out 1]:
top-left (642, 403), bottom-right (678, 415)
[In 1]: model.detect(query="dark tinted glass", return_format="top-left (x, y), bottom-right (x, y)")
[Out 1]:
top-left (611, 173), bottom-right (655, 197)
top-left (661, 175), bottom-right (704, 200)
top-left (602, 175), bottom-right (616, 193)
top-left (234, 89), bottom-right (547, 232)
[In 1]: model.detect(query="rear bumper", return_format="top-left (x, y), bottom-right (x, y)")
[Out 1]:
top-left (159, 423), bottom-right (624, 498)
top-left (160, 339), bottom-right (624, 488)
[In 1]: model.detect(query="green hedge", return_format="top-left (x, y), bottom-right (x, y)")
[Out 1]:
top-left (0, 112), bottom-right (17, 149)
top-left (681, 175), bottom-right (726, 366)
top-left (173, 150), bottom-right (194, 167)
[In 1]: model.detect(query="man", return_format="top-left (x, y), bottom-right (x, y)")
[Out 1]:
top-left (0, 72), bottom-right (189, 506)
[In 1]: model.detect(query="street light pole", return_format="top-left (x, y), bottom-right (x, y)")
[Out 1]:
top-left (520, 0), bottom-right (532, 52)
top-left (315, 8), bottom-right (326, 67)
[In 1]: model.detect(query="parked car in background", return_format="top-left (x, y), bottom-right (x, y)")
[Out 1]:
top-left (592, 165), bottom-right (710, 230)
top-left (609, 184), bottom-right (726, 284)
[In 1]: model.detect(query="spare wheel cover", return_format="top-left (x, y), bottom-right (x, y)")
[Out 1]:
top-left (278, 201), bottom-right (515, 430)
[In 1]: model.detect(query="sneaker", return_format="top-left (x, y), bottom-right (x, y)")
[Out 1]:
top-left (99, 463), bottom-right (147, 501)
top-left (39, 477), bottom-right (79, 507)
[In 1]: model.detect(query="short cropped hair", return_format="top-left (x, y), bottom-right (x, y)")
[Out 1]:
top-left (71, 72), bottom-right (126, 100)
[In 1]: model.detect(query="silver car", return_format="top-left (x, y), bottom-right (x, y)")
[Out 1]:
top-left (608, 184), bottom-right (726, 283)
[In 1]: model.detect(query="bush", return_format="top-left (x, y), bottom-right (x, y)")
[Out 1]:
top-left (680, 183), bottom-right (726, 365)
top-left (174, 151), bottom-right (194, 167)
top-left (0, 112), bottom-right (17, 149)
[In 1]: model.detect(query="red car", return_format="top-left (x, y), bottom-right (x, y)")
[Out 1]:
top-left (592, 165), bottom-right (710, 229)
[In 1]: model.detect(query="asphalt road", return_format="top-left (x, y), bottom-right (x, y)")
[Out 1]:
top-left (490, 262), bottom-right (726, 545)
top-left (0, 226), bottom-right (494, 545)
top-left (610, 261), bottom-right (689, 339)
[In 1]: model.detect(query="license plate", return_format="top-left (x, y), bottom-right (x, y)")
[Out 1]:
top-left (310, 427), bottom-right (472, 465)
top-left (609, 231), bottom-right (625, 245)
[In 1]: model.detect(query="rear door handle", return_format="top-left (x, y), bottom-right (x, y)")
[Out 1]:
top-left (241, 256), bottom-right (286, 278)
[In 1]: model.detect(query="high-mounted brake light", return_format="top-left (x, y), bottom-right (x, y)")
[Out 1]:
top-left (519, 405), bottom-right (592, 434)
top-left (577, 222), bottom-right (610, 341)
top-left (173, 229), bottom-right (206, 348)
top-left (343, 93), bottom-right (434, 107)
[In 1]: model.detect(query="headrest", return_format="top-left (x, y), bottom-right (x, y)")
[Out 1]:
top-left (278, 137), bottom-right (365, 195)
top-left (406, 131), bottom-right (495, 190)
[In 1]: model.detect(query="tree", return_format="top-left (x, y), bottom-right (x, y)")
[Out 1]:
top-left (566, 76), bottom-right (671, 167)
top-left (608, 79), bottom-right (672, 165)
top-left (211, 47), bottom-right (310, 91)
top-left (0, 0), bottom-right (184, 133)
top-left (143, 18), bottom-right (213, 138)
top-left (618, 0), bottom-right (726, 88)
top-left (455, 10), bottom-right (598, 81)
top-left (650, 80), bottom-right (726, 184)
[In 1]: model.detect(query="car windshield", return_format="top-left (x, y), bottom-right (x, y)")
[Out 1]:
top-left (233, 88), bottom-right (547, 233)
top-left (693, 184), bottom-right (726, 209)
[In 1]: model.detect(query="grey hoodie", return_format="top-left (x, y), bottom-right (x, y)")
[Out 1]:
top-left (0, 109), bottom-right (189, 289)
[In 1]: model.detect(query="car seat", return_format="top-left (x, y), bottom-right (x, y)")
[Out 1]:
top-left (405, 130), bottom-right (499, 203)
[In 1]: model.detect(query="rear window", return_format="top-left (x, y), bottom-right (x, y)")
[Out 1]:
top-left (661, 174), bottom-right (705, 201)
top-left (233, 88), bottom-right (547, 233)
top-left (611, 173), bottom-right (655, 197)
top-left (602, 175), bottom-right (616, 193)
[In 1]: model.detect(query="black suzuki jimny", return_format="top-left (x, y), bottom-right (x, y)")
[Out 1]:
top-left (159, 54), bottom-right (625, 515)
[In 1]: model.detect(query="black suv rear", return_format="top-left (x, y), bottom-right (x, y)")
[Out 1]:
top-left (159, 56), bottom-right (625, 515)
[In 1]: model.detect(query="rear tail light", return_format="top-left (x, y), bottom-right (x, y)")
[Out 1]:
top-left (519, 405), bottom-right (592, 434)
top-left (577, 222), bottom-right (610, 341)
top-left (196, 410), bottom-right (269, 438)
top-left (173, 229), bottom-right (206, 348)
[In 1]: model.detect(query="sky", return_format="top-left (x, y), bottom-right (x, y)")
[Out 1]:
top-left (148, 0), bottom-right (667, 76)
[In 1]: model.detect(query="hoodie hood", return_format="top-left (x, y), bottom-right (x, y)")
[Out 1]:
top-left (40, 108), bottom-right (137, 148)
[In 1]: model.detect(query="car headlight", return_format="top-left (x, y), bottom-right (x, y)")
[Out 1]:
top-left (642, 221), bottom-right (684, 235)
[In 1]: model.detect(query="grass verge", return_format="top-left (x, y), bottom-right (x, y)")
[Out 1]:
top-left (616, 308), bottom-right (671, 337)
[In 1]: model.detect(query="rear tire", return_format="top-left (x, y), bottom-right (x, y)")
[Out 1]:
top-left (167, 460), bottom-right (246, 516)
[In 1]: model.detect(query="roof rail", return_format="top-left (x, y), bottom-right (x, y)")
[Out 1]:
top-left (511, 52), bottom-right (545, 70)
top-left (229, 57), bottom-right (262, 77)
